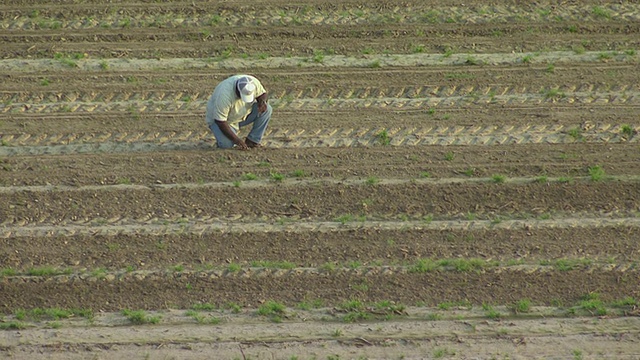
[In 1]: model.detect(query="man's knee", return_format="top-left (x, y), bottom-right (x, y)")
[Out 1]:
top-left (208, 122), bottom-right (235, 149)
top-left (216, 141), bottom-right (235, 149)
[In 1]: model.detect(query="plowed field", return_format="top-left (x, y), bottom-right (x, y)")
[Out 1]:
top-left (1, 0), bottom-right (640, 359)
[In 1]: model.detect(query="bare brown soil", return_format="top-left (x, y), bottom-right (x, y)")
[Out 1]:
top-left (0, 143), bottom-right (639, 186)
top-left (3, 226), bottom-right (639, 270)
top-left (1, 0), bottom-right (640, 358)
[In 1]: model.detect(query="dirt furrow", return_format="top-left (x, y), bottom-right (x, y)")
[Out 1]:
top-left (1, 221), bottom-right (638, 270)
top-left (1, 182), bottom-right (638, 225)
top-left (2, 211), bottom-right (639, 231)
top-left (1, 267), bottom-right (638, 312)
top-left (4, 82), bottom-right (640, 105)
top-left (2, 92), bottom-right (640, 117)
top-left (1, 106), bottom-right (638, 135)
top-left (0, 143), bottom-right (638, 186)
top-left (2, 320), bottom-right (640, 360)
top-left (2, 64), bottom-right (639, 92)
top-left (1, 25), bottom-right (638, 60)
top-left (4, 314), bottom-right (640, 345)
top-left (3, 3), bottom-right (639, 29)
top-left (1, 60), bottom-right (638, 135)
top-left (3, 176), bottom-right (640, 194)
top-left (0, 0), bottom-right (631, 7)
top-left (0, 124), bottom-right (637, 157)
top-left (1, 26), bottom-right (638, 61)
top-left (2, 51), bottom-right (637, 74)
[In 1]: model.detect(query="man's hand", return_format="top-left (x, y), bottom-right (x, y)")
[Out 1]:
top-left (234, 138), bottom-right (248, 150)
top-left (215, 120), bottom-right (248, 150)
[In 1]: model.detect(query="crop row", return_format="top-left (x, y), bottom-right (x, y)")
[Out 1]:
top-left (3, 3), bottom-right (639, 29)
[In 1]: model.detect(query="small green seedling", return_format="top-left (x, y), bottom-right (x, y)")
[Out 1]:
top-left (491, 174), bottom-right (506, 183)
top-left (291, 169), bottom-right (307, 178)
top-left (312, 50), bottom-right (325, 63)
top-left (621, 124), bottom-right (634, 137)
top-left (588, 165), bottom-right (606, 181)
top-left (567, 128), bottom-right (583, 141)
top-left (444, 152), bottom-right (455, 161)
top-left (377, 129), bottom-right (391, 145)
top-left (270, 172), bottom-right (284, 182)
top-left (513, 299), bottom-right (532, 313)
top-left (365, 176), bottom-right (380, 185)
top-left (122, 310), bottom-right (161, 324)
top-left (242, 173), bottom-right (258, 180)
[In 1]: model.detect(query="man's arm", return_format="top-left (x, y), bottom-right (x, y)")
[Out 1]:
top-left (215, 120), bottom-right (247, 150)
top-left (256, 92), bottom-right (268, 114)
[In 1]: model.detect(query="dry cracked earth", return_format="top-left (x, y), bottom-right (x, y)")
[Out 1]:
top-left (1, 0), bottom-right (640, 359)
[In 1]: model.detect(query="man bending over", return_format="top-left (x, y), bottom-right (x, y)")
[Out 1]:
top-left (205, 74), bottom-right (271, 150)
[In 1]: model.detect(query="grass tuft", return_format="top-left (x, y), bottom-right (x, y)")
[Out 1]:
top-left (542, 88), bottom-right (566, 100)
top-left (0, 321), bottom-right (27, 330)
top-left (535, 176), bottom-right (548, 183)
top-left (465, 55), bottom-right (481, 65)
top-left (227, 263), bottom-right (242, 272)
top-left (242, 173), bottom-right (258, 181)
top-left (369, 60), bottom-right (381, 68)
top-left (483, 303), bottom-right (501, 319)
top-left (192, 303), bottom-right (216, 311)
top-left (444, 151), bottom-right (455, 161)
top-left (592, 6), bottom-right (611, 19)
top-left (312, 49), bottom-right (325, 63)
top-left (26, 267), bottom-right (72, 277)
top-left (270, 171), bottom-right (285, 182)
top-left (376, 129), bottom-right (391, 145)
top-left (567, 127), bottom-right (584, 141)
top-left (122, 309), bottom-right (161, 324)
top-left (621, 124), bottom-right (634, 137)
top-left (513, 299), bottom-right (532, 314)
top-left (335, 214), bottom-right (354, 224)
top-left (588, 165), bottom-right (605, 181)
top-left (365, 176), bottom-right (380, 185)
top-left (570, 293), bottom-right (607, 316)
top-left (250, 260), bottom-right (296, 269)
top-left (491, 174), bottom-right (506, 183)
top-left (257, 300), bottom-right (286, 320)
top-left (409, 259), bottom-right (437, 273)
top-left (225, 302), bottom-right (241, 313)
top-left (0, 268), bottom-right (17, 277)
top-left (611, 296), bottom-right (638, 308)
top-left (291, 169), bottom-right (307, 178)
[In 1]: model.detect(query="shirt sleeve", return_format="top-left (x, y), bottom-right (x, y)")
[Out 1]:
top-left (211, 94), bottom-right (231, 122)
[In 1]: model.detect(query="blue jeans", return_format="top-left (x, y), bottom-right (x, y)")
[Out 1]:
top-left (208, 103), bottom-right (272, 149)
